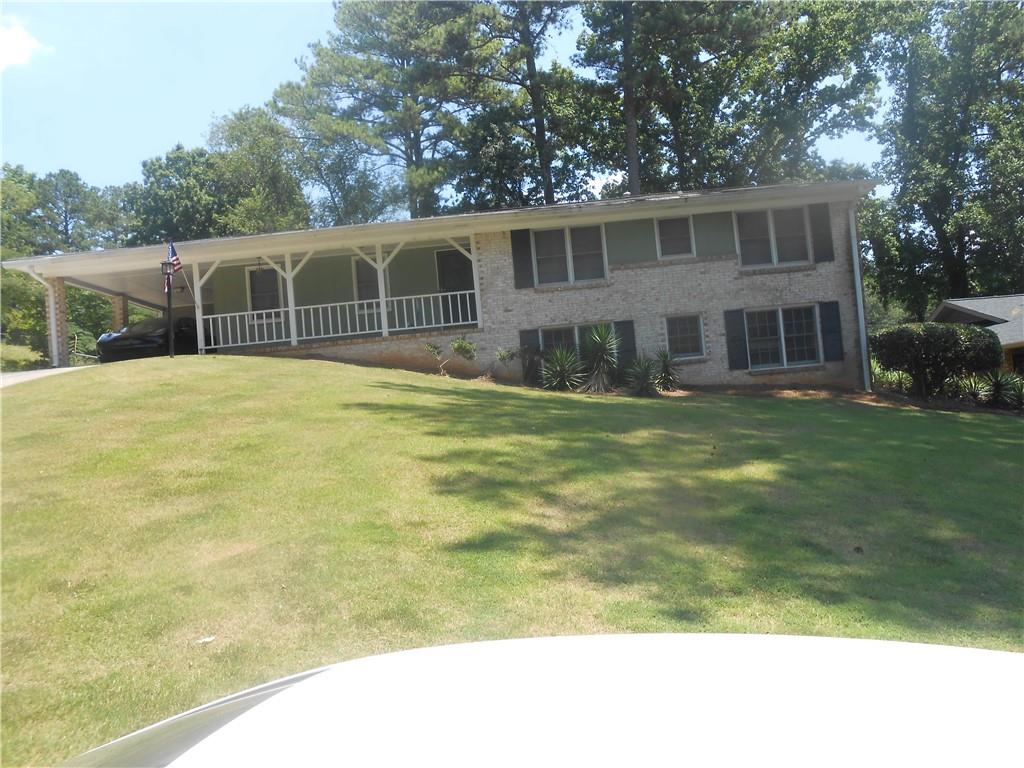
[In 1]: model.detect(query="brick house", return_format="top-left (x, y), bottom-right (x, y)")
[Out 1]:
top-left (4, 180), bottom-right (875, 389)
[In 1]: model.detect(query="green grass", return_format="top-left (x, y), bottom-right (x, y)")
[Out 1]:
top-left (0, 342), bottom-right (44, 372)
top-left (2, 356), bottom-right (1022, 765)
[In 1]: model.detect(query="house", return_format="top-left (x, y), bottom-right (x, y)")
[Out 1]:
top-left (3, 180), bottom-right (875, 389)
top-left (930, 295), bottom-right (1024, 373)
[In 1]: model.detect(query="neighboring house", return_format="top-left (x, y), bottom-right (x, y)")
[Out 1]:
top-left (3, 180), bottom-right (875, 389)
top-left (930, 295), bottom-right (1024, 373)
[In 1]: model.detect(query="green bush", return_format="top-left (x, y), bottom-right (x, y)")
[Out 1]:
top-left (450, 336), bottom-right (477, 361)
top-left (626, 356), bottom-right (660, 397)
top-left (1008, 376), bottom-right (1024, 411)
top-left (957, 373), bottom-right (991, 404)
top-left (655, 350), bottom-right (681, 391)
top-left (869, 323), bottom-right (1003, 400)
top-left (871, 360), bottom-right (912, 394)
top-left (985, 370), bottom-right (1017, 408)
top-left (541, 346), bottom-right (585, 391)
top-left (579, 323), bottom-right (620, 394)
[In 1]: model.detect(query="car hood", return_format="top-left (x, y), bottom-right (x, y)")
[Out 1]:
top-left (67, 634), bottom-right (1023, 767)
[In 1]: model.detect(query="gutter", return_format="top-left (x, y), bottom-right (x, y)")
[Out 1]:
top-left (848, 204), bottom-right (871, 392)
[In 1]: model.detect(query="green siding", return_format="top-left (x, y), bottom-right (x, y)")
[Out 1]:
top-left (387, 246), bottom-right (439, 297)
top-left (211, 264), bottom-right (250, 314)
top-left (694, 211), bottom-right (736, 258)
top-left (605, 219), bottom-right (658, 265)
top-left (294, 255), bottom-right (354, 306)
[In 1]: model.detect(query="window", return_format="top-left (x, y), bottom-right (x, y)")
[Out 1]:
top-left (772, 207), bottom-right (809, 263)
top-left (736, 207), bottom-right (813, 267)
top-left (666, 315), bottom-right (704, 359)
top-left (354, 258), bottom-right (380, 301)
top-left (783, 306), bottom-right (818, 364)
top-left (247, 268), bottom-right (281, 312)
top-left (534, 229), bottom-right (569, 284)
top-left (736, 211), bottom-right (773, 266)
top-left (541, 326), bottom-right (576, 351)
top-left (533, 225), bottom-right (606, 285)
top-left (539, 324), bottom-right (606, 353)
top-left (657, 217), bottom-right (694, 258)
top-left (570, 226), bottom-right (605, 280)
top-left (744, 306), bottom-right (820, 369)
top-left (745, 310), bottom-right (782, 368)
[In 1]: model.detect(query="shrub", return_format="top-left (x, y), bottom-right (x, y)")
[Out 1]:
top-left (869, 323), bottom-right (1002, 400)
top-left (1008, 375), bottom-right (1024, 411)
top-left (626, 356), bottom-right (660, 397)
top-left (424, 343), bottom-right (447, 375)
top-left (541, 346), bottom-right (585, 391)
top-left (985, 370), bottom-right (1016, 408)
top-left (579, 323), bottom-right (620, 394)
top-left (495, 347), bottom-right (518, 366)
top-left (871, 360), bottom-right (913, 394)
top-left (450, 336), bottom-right (477, 361)
top-left (655, 350), bottom-right (681, 391)
top-left (958, 373), bottom-right (991, 404)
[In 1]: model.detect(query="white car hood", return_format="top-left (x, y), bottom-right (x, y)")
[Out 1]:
top-left (167, 633), bottom-right (1022, 767)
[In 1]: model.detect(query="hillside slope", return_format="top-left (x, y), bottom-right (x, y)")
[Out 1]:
top-left (3, 356), bottom-right (1022, 765)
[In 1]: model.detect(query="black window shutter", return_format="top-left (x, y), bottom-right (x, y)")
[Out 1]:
top-left (724, 309), bottom-right (749, 370)
top-left (510, 229), bottom-right (534, 289)
top-left (809, 204), bottom-right (835, 262)
top-left (819, 301), bottom-right (844, 361)
top-left (518, 328), bottom-right (542, 384)
top-left (614, 320), bottom-right (637, 366)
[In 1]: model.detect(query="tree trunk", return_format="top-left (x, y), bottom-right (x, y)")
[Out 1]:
top-left (518, 8), bottom-right (555, 205)
top-left (621, 1), bottom-right (641, 195)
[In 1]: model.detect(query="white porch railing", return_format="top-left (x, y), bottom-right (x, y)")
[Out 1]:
top-left (203, 290), bottom-right (477, 350)
top-left (295, 299), bottom-right (381, 341)
top-left (204, 308), bottom-right (290, 349)
top-left (387, 290), bottom-right (477, 332)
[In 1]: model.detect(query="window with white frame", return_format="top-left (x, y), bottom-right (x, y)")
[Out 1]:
top-left (247, 267), bottom-right (281, 312)
top-left (665, 314), bottom-right (704, 359)
top-left (744, 305), bottom-right (819, 369)
top-left (736, 207), bottom-right (813, 267)
top-left (540, 324), bottom-right (603, 353)
top-left (657, 217), bottom-right (694, 258)
top-left (532, 225), bottom-right (606, 285)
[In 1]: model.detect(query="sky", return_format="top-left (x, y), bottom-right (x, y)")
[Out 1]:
top-left (2, 2), bottom-right (882, 191)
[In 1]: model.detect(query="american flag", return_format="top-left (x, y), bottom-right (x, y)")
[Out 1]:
top-left (168, 242), bottom-right (183, 273)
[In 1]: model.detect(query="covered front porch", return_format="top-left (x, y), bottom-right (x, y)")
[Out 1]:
top-left (194, 237), bottom-right (480, 352)
top-left (12, 227), bottom-right (483, 366)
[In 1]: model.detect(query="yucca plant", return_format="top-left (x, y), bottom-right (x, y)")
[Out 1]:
top-left (1008, 375), bottom-right (1024, 411)
top-left (626, 356), bottom-right (660, 397)
top-left (541, 346), bottom-right (585, 391)
top-left (958, 373), bottom-right (991, 404)
top-left (655, 350), bottom-right (681, 391)
top-left (984, 369), bottom-right (1015, 408)
top-left (579, 323), bottom-right (620, 394)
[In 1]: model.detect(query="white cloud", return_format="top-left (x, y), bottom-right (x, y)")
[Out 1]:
top-left (0, 17), bottom-right (52, 73)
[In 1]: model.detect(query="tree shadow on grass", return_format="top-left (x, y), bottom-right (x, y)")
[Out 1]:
top-left (350, 378), bottom-right (1024, 646)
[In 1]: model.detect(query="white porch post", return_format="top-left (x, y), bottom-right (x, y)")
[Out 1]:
top-left (445, 236), bottom-right (483, 330)
top-left (192, 262), bottom-right (206, 354)
top-left (43, 279), bottom-right (60, 367)
top-left (284, 253), bottom-right (298, 346)
top-left (469, 235), bottom-right (483, 329)
top-left (375, 244), bottom-right (389, 337)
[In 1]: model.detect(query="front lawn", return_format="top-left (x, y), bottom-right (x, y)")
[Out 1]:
top-left (2, 356), bottom-right (1021, 765)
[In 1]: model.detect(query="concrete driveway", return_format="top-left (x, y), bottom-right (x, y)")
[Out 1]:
top-left (0, 366), bottom-right (89, 389)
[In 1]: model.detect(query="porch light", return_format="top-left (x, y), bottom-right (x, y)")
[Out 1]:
top-left (161, 259), bottom-right (175, 358)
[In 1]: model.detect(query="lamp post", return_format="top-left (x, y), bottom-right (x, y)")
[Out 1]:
top-left (161, 259), bottom-right (175, 358)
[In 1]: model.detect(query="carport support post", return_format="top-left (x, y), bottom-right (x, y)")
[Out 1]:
top-left (45, 277), bottom-right (69, 368)
top-left (111, 294), bottom-right (129, 332)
